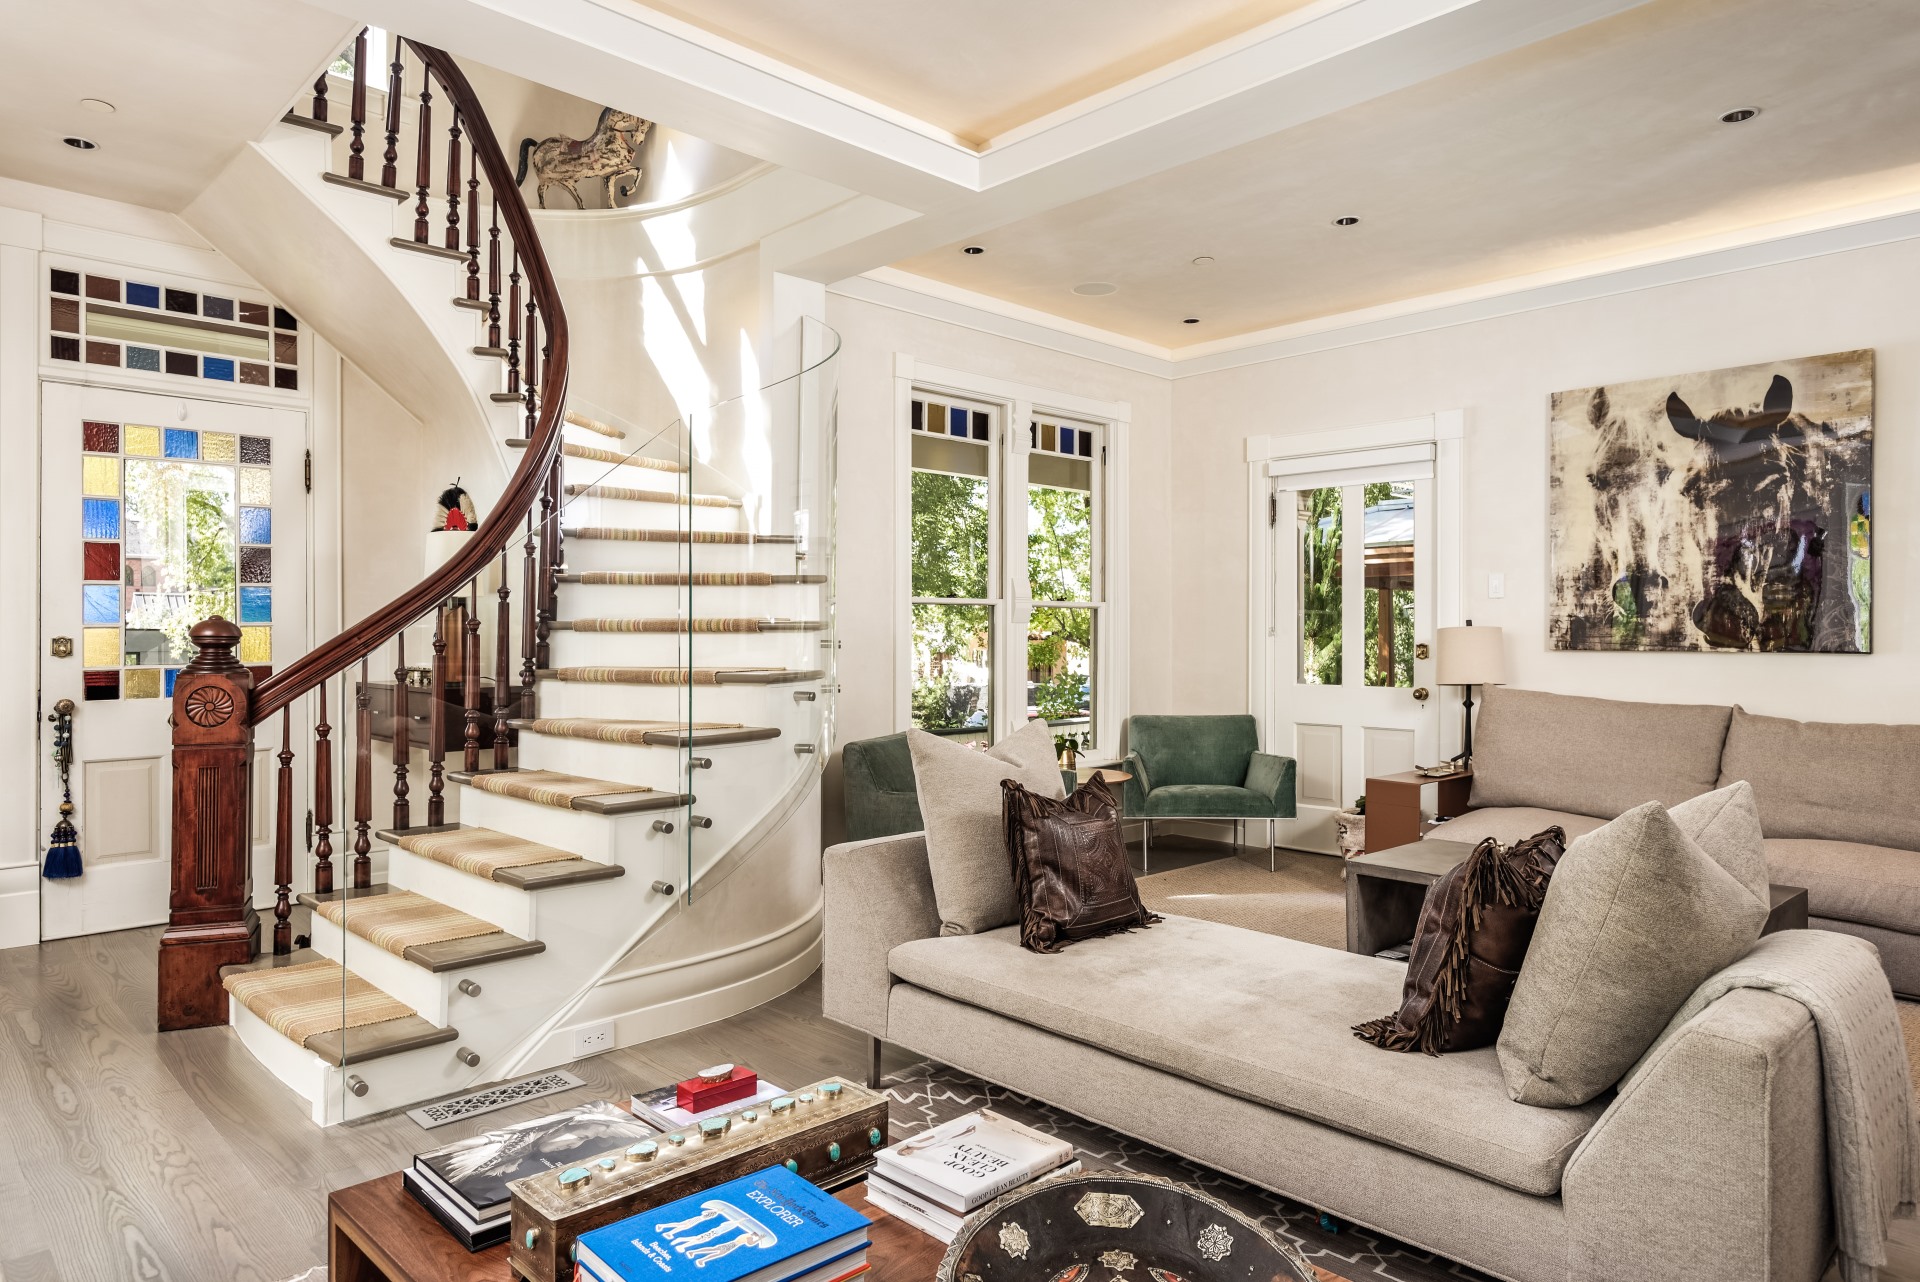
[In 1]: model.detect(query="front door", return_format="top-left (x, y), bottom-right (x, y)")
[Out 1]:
top-left (40, 383), bottom-right (308, 940)
top-left (1270, 466), bottom-right (1442, 854)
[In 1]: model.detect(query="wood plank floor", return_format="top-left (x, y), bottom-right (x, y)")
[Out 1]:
top-left (0, 879), bottom-right (1916, 1281)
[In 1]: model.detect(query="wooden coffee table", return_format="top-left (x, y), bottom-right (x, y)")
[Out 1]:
top-left (327, 1171), bottom-right (944, 1282)
top-left (1346, 838), bottom-right (1810, 956)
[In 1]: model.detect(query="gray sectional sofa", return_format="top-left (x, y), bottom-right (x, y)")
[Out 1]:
top-left (1440, 688), bottom-right (1920, 996)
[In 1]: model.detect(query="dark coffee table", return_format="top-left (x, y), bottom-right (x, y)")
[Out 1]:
top-left (1345, 839), bottom-right (1809, 956)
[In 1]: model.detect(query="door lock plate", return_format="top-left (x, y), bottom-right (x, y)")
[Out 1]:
top-left (49, 636), bottom-right (73, 658)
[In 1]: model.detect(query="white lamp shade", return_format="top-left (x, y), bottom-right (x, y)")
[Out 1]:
top-left (1435, 625), bottom-right (1505, 686)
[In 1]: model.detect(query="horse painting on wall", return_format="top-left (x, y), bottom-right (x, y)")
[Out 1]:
top-left (1548, 349), bottom-right (1872, 653)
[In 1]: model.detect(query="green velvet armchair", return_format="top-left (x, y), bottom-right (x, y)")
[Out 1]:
top-left (840, 732), bottom-right (1078, 842)
top-left (1119, 715), bottom-right (1296, 870)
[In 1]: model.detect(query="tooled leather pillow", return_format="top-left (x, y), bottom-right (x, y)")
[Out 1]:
top-left (1001, 776), bottom-right (1160, 954)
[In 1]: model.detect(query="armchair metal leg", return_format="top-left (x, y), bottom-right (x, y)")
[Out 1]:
top-left (1268, 818), bottom-right (1276, 872)
top-left (866, 1035), bottom-right (884, 1090)
top-left (1142, 819), bottom-right (1151, 874)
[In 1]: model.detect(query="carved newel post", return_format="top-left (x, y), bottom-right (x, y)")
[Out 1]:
top-left (157, 617), bottom-right (260, 1031)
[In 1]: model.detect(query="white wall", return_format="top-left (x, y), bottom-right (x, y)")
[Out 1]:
top-left (821, 290), bottom-right (1176, 843)
top-left (1170, 234), bottom-right (1920, 726)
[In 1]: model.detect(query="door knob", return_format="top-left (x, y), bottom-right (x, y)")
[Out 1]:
top-left (1412, 687), bottom-right (1430, 702)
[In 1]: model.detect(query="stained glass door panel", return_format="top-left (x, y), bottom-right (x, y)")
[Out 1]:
top-left (40, 384), bottom-right (308, 941)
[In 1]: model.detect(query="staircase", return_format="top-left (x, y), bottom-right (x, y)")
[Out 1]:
top-left (159, 34), bottom-right (838, 1125)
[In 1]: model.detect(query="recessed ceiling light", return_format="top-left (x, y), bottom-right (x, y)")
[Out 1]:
top-left (1182, 317), bottom-right (1200, 325)
top-left (962, 245), bottom-right (985, 255)
top-left (79, 98), bottom-right (116, 114)
top-left (1190, 256), bottom-right (1215, 266)
top-left (62, 137), bottom-right (98, 151)
top-left (1072, 282), bottom-right (1117, 296)
top-left (1333, 215), bottom-right (1360, 227)
top-left (1719, 107), bottom-right (1759, 124)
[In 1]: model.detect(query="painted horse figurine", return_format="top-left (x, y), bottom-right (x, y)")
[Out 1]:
top-left (515, 107), bottom-right (651, 209)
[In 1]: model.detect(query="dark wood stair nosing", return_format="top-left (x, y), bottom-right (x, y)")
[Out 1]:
top-left (390, 236), bottom-right (470, 262)
top-left (321, 172), bottom-right (409, 202)
top-left (508, 719), bottom-right (782, 748)
top-left (306, 1017), bottom-right (459, 1068)
top-left (374, 826), bottom-right (630, 891)
top-left (405, 933), bottom-right (545, 973)
top-left (281, 112), bottom-right (344, 137)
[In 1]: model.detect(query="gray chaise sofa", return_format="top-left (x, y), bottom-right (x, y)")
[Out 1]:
top-left (1437, 687), bottom-right (1920, 996)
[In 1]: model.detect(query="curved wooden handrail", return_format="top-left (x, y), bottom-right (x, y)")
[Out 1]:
top-left (249, 38), bottom-right (568, 725)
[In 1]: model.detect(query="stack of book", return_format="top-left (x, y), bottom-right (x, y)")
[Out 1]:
top-left (630, 1076), bottom-right (788, 1132)
top-left (865, 1109), bottom-right (1077, 1243)
top-left (574, 1164), bottom-right (871, 1282)
top-left (403, 1101), bottom-right (660, 1250)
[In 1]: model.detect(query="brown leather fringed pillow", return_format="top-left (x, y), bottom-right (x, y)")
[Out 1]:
top-left (1002, 777), bottom-right (1160, 953)
top-left (1353, 827), bottom-right (1566, 1055)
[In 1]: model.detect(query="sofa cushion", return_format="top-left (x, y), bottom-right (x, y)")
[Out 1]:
top-left (1498, 803), bottom-right (1767, 1107)
top-left (1432, 807), bottom-right (1607, 847)
top-left (887, 914), bottom-right (1606, 1196)
top-left (1720, 706), bottom-right (1920, 852)
top-left (907, 718), bottom-right (1067, 936)
top-left (1768, 838), bottom-right (1920, 936)
top-left (1669, 781), bottom-right (1771, 905)
top-left (1141, 784), bottom-right (1273, 818)
top-left (1469, 688), bottom-right (1731, 819)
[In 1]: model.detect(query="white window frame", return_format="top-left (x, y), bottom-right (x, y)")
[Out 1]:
top-left (893, 355), bottom-right (1130, 759)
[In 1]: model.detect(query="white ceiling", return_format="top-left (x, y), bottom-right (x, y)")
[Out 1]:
top-left (892, 0), bottom-right (1920, 345)
top-left (630, 0), bottom-right (1321, 146)
top-left (0, 0), bottom-right (356, 211)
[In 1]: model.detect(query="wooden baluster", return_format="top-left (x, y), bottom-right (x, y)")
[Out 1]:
top-left (521, 513), bottom-right (539, 701)
top-left (465, 145), bottom-right (481, 301)
top-left (463, 577), bottom-right (483, 772)
top-left (381, 44), bottom-right (402, 190)
top-left (485, 201), bottom-right (502, 345)
top-left (346, 27), bottom-right (367, 180)
top-left (505, 250), bottom-right (521, 395)
top-left (312, 70), bottom-right (329, 124)
top-left (537, 457), bottom-right (558, 670)
top-left (445, 107), bottom-right (463, 251)
top-left (429, 603), bottom-right (448, 826)
top-left (523, 297), bottom-right (540, 436)
top-left (494, 550), bottom-right (512, 769)
top-left (413, 68), bottom-right (433, 243)
top-left (273, 710), bottom-right (294, 955)
top-left (391, 633), bottom-right (411, 829)
top-left (313, 678), bottom-right (334, 895)
top-left (353, 660), bottom-right (372, 888)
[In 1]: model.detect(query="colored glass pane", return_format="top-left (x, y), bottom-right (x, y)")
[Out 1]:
top-left (238, 301), bottom-right (268, 326)
top-left (164, 351), bottom-right (196, 377)
top-left (126, 282), bottom-right (160, 308)
top-left (163, 668), bottom-right (180, 697)
top-left (239, 507), bottom-right (271, 544)
top-left (82, 627), bottom-right (119, 666)
top-left (239, 586), bottom-right (272, 624)
top-left (273, 334), bottom-right (297, 365)
top-left (240, 468), bottom-right (270, 505)
top-left (83, 542), bottom-right (118, 580)
top-left (82, 584), bottom-right (121, 624)
top-left (50, 268), bottom-right (78, 295)
top-left (124, 425), bottom-right (160, 456)
top-left (203, 357), bottom-right (235, 382)
top-left (85, 341), bottom-right (120, 367)
top-left (124, 669), bottom-right (161, 699)
top-left (949, 406), bottom-right (968, 437)
top-left (126, 347), bottom-right (161, 372)
top-left (273, 367), bottom-right (298, 391)
top-left (50, 336), bottom-right (79, 362)
top-left (240, 546), bottom-right (271, 583)
top-left (82, 421), bottom-right (119, 453)
top-left (239, 626), bottom-right (271, 664)
top-left (202, 296), bottom-right (234, 321)
top-left (82, 498), bottom-right (120, 539)
top-left (201, 433), bottom-right (237, 462)
top-left (273, 307), bottom-right (297, 331)
top-left (971, 410), bottom-right (989, 441)
top-left (83, 671), bottom-right (118, 701)
top-left (164, 288), bottom-right (196, 314)
top-left (81, 457), bottom-right (119, 497)
top-left (239, 437), bottom-right (271, 465)
top-left (85, 275), bottom-right (119, 301)
top-left (50, 298), bottom-right (79, 333)
top-left (163, 428), bottom-right (198, 459)
top-left (238, 363), bottom-right (268, 387)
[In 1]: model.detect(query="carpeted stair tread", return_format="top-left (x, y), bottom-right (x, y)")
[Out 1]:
top-left (538, 666), bottom-right (825, 686)
top-left (556, 571), bottom-right (826, 585)
top-left (308, 888), bottom-right (513, 959)
top-left (379, 824), bottom-right (627, 889)
top-left (223, 958), bottom-right (420, 1050)
top-left (507, 438), bottom-right (686, 471)
top-left (565, 482), bottom-right (739, 507)
top-left (562, 527), bottom-right (798, 545)
top-left (564, 409), bottom-right (626, 439)
top-left (451, 769), bottom-right (691, 814)
top-left (513, 717), bottom-right (781, 748)
top-left (553, 617), bottom-right (823, 633)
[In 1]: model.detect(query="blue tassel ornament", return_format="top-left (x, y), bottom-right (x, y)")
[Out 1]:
top-left (43, 699), bottom-right (81, 879)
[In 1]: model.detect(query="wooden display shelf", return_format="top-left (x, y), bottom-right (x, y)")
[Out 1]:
top-left (1361, 768), bottom-right (1472, 854)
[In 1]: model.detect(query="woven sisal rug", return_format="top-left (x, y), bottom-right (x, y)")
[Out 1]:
top-left (463, 770), bottom-right (646, 808)
top-left (222, 959), bottom-right (413, 1045)
top-left (567, 527), bottom-right (755, 544)
top-left (1137, 852), bottom-right (1349, 949)
top-left (546, 666), bottom-right (770, 685)
top-left (567, 571), bottom-right (773, 585)
top-left (562, 442), bottom-right (686, 470)
top-left (311, 890), bottom-right (501, 956)
top-left (564, 618), bottom-right (772, 633)
top-left (518, 718), bottom-right (739, 743)
top-left (566, 483), bottom-right (738, 507)
top-left (394, 827), bottom-right (579, 878)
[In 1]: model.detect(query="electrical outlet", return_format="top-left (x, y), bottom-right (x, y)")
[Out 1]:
top-left (1487, 572), bottom-right (1506, 599)
top-left (572, 1022), bottom-right (616, 1057)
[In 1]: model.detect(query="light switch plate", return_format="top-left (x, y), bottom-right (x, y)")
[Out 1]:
top-left (1488, 572), bottom-right (1506, 599)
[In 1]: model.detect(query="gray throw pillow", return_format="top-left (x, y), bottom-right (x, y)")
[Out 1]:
top-left (1668, 780), bottom-right (1770, 907)
top-left (1496, 801), bottom-right (1768, 1107)
top-left (908, 719), bottom-right (1067, 936)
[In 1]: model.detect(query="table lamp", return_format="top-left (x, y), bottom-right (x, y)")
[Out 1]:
top-left (1434, 621), bottom-right (1505, 766)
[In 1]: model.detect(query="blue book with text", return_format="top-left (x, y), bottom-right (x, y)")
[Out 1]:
top-left (575, 1165), bottom-right (870, 1282)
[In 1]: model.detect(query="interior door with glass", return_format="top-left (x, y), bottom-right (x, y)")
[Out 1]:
top-left (1271, 468), bottom-right (1439, 853)
top-left (40, 383), bottom-right (307, 940)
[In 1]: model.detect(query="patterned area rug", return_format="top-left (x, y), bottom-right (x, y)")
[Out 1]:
top-left (884, 1059), bottom-right (1499, 1282)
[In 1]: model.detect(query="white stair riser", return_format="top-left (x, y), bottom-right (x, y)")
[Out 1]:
top-left (547, 628), bottom-right (823, 667)
top-left (530, 681), bottom-right (822, 725)
top-left (309, 912), bottom-right (452, 1026)
top-left (560, 494), bottom-right (739, 533)
top-left (558, 455), bottom-right (690, 489)
top-left (457, 785), bottom-right (687, 868)
top-left (562, 537), bottom-right (806, 575)
top-left (558, 583), bottom-right (822, 616)
top-left (230, 997), bottom-right (335, 1126)
top-left (386, 845), bottom-right (536, 937)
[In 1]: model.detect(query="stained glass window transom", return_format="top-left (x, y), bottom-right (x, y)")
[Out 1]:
top-left (48, 268), bottom-right (301, 391)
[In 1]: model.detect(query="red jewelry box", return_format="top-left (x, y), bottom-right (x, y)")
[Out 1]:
top-left (676, 1065), bottom-right (757, 1111)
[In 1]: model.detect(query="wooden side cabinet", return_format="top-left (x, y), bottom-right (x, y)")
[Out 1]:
top-left (1361, 769), bottom-right (1473, 854)
top-left (358, 679), bottom-right (523, 754)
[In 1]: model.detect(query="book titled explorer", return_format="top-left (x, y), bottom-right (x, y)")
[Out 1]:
top-left (872, 1110), bottom-right (1073, 1212)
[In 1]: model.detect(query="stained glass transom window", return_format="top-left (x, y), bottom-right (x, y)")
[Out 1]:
top-left (80, 420), bottom-right (275, 700)
top-left (48, 268), bottom-right (301, 391)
